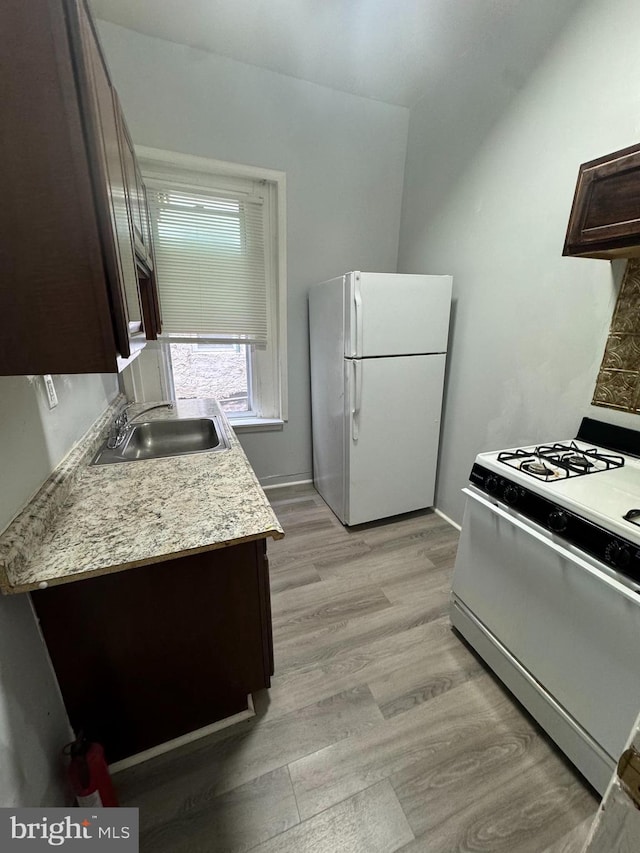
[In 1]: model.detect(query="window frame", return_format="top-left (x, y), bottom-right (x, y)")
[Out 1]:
top-left (137, 146), bottom-right (288, 427)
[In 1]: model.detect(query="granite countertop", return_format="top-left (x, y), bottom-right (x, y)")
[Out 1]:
top-left (0, 398), bottom-right (284, 594)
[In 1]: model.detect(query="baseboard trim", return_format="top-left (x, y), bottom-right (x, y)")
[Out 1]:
top-left (109, 695), bottom-right (255, 774)
top-left (434, 507), bottom-right (461, 531)
top-left (261, 478), bottom-right (313, 492)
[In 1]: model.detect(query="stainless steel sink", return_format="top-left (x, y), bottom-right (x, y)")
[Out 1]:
top-left (92, 416), bottom-right (230, 465)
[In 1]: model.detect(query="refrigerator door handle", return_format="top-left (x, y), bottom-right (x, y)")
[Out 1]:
top-left (352, 359), bottom-right (362, 442)
top-left (353, 275), bottom-right (363, 357)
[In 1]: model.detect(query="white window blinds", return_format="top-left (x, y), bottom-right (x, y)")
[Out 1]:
top-left (147, 182), bottom-right (268, 344)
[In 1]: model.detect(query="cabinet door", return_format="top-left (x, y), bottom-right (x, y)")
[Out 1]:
top-left (113, 96), bottom-right (162, 338)
top-left (138, 168), bottom-right (154, 264)
top-left (118, 112), bottom-right (145, 256)
top-left (257, 540), bottom-right (274, 678)
top-left (137, 268), bottom-right (161, 340)
top-left (114, 93), bottom-right (164, 338)
top-left (0, 0), bottom-right (120, 375)
top-left (136, 178), bottom-right (163, 335)
top-left (0, 0), bottom-right (151, 374)
top-left (32, 541), bottom-right (272, 762)
top-left (115, 97), bottom-right (150, 267)
top-left (71, 0), bottom-right (142, 355)
top-left (564, 143), bottom-right (640, 259)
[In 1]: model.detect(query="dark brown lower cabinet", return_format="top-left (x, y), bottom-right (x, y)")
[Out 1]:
top-left (32, 539), bottom-right (273, 763)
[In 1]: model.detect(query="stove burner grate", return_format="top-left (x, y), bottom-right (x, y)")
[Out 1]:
top-left (497, 441), bottom-right (625, 480)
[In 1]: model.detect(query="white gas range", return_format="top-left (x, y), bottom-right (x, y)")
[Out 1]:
top-left (451, 418), bottom-right (640, 795)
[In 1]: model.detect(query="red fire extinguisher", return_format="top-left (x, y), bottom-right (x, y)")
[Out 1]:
top-left (64, 734), bottom-right (119, 807)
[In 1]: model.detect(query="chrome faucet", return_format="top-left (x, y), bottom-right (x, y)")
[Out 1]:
top-left (107, 401), bottom-right (174, 449)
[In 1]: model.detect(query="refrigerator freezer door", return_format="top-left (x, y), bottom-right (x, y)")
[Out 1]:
top-left (346, 272), bottom-right (452, 358)
top-left (344, 353), bottom-right (446, 525)
top-left (309, 274), bottom-right (347, 521)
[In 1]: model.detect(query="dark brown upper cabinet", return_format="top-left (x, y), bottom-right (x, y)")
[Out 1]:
top-left (116, 95), bottom-right (155, 272)
top-left (115, 95), bottom-right (162, 340)
top-left (0, 0), bottom-right (160, 375)
top-left (564, 142), bottom-right (640, 260)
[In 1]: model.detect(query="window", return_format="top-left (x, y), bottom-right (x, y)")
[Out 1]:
top-left (169, 340), bottom-right (251, 414)
top-left (138, 147), bottom-right (287, 426)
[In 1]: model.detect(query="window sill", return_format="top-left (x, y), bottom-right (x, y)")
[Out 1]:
top-left (229, 417), bottom-right (284, 433)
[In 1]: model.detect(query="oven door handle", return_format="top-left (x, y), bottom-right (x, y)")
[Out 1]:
top-left (462, 487), bottom-right (640, 604)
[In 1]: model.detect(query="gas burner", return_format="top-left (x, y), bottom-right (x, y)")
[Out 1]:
top-left (521, 460), bottom-right (554, 477)
top-left (561, 454), bottom-right (594, 470)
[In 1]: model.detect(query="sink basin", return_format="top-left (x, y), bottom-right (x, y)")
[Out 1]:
top-left (92, 416), bottom-right (230, 465)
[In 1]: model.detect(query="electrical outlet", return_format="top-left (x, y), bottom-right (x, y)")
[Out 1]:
top-left (43, 374), bottom-right (58, 409)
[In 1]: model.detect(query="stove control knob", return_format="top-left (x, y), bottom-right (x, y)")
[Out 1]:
top-left (485, 475), bottom-right (499, 494)
top-left (503, 485), bottom-right (520, 506)
top-left (548, 510), bottom-right (568, 533)
top-left (605, 541), bottom-right (631, 570)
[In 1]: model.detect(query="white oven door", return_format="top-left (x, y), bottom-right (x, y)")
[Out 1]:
top-left (452, 487), bottom-right (640, 765)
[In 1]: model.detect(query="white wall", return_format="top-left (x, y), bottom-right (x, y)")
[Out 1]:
top-left (398, 0), bottom-right (640, 523)
top-left (0, 373), bottom-right (118, 805)
top-left (0, 375), bottom-right (117, 532)
top-left (96, 21), bottom-right (409, 486)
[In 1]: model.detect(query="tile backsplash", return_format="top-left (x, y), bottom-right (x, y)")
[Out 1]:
top-left (593, 259), bottom-right (640, 413)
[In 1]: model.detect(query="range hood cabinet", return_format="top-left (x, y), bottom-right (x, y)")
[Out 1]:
top-left (563, 142), bottom-right (640, 260)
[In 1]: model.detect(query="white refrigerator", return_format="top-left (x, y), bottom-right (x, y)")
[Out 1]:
top-left (309, 271), bottom-right (452, 526)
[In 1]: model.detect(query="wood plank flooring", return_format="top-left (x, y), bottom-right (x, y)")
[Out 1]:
top-left (115, 485), bottom-right (598, 852)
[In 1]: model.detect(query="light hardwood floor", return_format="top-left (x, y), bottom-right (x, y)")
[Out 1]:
top-left (115, 485), bottom-right (598, 852)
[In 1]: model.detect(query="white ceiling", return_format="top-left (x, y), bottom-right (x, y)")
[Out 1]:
top-left (90, 0), bottom-right (583, 108)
